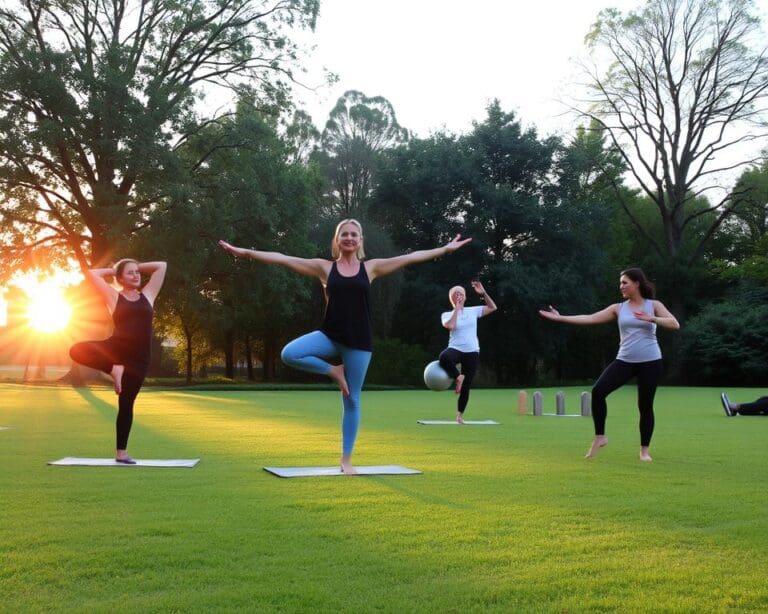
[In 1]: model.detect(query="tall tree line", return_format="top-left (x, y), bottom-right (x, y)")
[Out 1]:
top-left (2, 0), bottom-right (768, 385)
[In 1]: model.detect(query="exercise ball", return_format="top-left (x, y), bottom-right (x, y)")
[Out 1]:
top-left (423, 360), bottom-right (452, 391)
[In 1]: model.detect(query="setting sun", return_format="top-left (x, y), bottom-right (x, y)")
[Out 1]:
top-left (11, 269), bottom-right (82, 335)
top-left (26, 282), bottom-right (73, 333)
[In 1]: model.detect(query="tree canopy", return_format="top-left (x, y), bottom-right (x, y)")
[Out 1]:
top-left (0, 0), bottom-right (318, 277)
top-left (579, 0), bottom-right (768, 265)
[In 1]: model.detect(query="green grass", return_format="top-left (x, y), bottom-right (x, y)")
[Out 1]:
top-left (1, 384), bottom-right (767, 612)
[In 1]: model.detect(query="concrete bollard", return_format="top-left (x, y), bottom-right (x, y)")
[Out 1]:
top-left (518, 390), bottom-right (528, 415)
top-left (580, 391), bottom-right (591, 417)
top-left (555, 391), bottom-right (566, 415)
top-left (533, 391), bottom-right (543, 416)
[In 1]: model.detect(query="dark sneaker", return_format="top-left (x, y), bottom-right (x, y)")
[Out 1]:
top-left (115, 457), bottom-right (137, 464)
top-left (721, 392), bottom-right (734, 417)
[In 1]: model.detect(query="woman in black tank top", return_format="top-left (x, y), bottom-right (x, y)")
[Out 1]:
top-left (220, 220), bottom-right (471, 475)
top-left (69, 259), bottom-right (167, 464)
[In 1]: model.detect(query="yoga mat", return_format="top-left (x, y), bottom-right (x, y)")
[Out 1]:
top-left (417, 420), bottom-right (500, 425)
top-left (48, 457), bottom-right (200, 468)
top-left (264, 465), bottom-right (422, 478)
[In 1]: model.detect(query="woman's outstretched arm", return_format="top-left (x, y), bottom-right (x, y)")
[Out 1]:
top-left (538, 304), bottom-right (618, 325)
top-left (218, 240), bottom-right (329, 280)
top-left (366, 234), bottom-right (472, 281)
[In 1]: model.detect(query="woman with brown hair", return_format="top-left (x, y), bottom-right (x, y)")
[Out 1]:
top-left (70, 259), bottom-right (167, 464)
top-left (539, 268), bottom-right (679, 462)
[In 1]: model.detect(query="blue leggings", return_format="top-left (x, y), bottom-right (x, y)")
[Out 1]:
top-left (281, 331), bottom-right (372, 456)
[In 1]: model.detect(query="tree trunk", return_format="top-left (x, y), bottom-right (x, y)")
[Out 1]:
top-left (244, 335), bottom-right (255, 381)
top-left (262, 336), bottom-right (277, 381)
top-left (224, 331), bottom-right (235, 379)
top-left (184, 325), bottom-right (193, 385)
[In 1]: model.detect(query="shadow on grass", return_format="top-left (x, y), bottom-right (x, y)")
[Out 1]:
top-left (367, 475), bottom-right (473, 509)
top-left (73, 386), bottom-right (118, 418)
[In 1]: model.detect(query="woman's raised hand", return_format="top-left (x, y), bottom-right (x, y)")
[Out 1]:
top-left (218, 240), bottom-right (247, 258)
top-left (538, 305), bottom-right (560, 320)
top-left (470, 280), bottom-right (485, 295)
top-left (444, 234), bottom-right (472, 253)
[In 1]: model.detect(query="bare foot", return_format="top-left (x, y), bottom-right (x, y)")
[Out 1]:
top-left (115, 449), bottom-right (135, 463)
top-left (328, 364), bottom-right (349, 397)
top-left (455, 374), bottom-right (465, 394)
top-left (585, 435), bottom-right (608, 459)
top-left (110, 365), bottom-right (124, 395)
top-left (340, 456), bottom-right (358, 475)
top-left (639, 447), bottom-right (653, 462)
top-left (456, 413), bottom-right (465, 424)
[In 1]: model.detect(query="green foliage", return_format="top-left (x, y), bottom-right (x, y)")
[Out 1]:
top-left (0, 0), bottom-right (319, 272)
top-left (132, 98), bottom-right (320, 380)
top-left (581, 0), bottom-right (768, 269)
top-left (366, 337), bottom-right (430, 387)
top-left (711, 159), bottom-right (768, 281)
top-left (373, 105), bottom-right (638, 384)
top-left (315, 90), bottom-right (409, 216)
top-left (731, 159), bottom-right (768, 243)
top-left (679, 283), bottom-right (768, 385)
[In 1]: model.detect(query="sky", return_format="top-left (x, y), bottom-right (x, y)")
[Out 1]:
top-left (295, 0), bottom-right (768, 139)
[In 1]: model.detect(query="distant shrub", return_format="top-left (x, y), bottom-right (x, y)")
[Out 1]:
top-left (679, 288), bottom-right (768, 385)
top-left (366, 337), bottom-right (430, 387)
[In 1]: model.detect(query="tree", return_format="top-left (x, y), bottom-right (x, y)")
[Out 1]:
top-left (316, 90), bottom-right (409, 216)
top-left (0, 0), bottom-right (319, 277)
top-left (731, 159), bottom-right (768, 242)
top-left (185, 100), bottom-right (318, 380)
top-left (579, 0), bottom-right (768, 266)
top-left (678, 282), bottom-right (768, 384)
top-left (710, 158), bottom-right (768, 285)
top-left (459, 102), bottom-right (562, 383)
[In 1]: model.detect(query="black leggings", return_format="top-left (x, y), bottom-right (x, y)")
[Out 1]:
top-left (591, 359), bottom-right (663, 447)
top-left (439, 349), bottom-right (480, 414)
top-left (738, 396), bottom-right (768, 415)
top-left (69, 341), bottom-right (147, 450)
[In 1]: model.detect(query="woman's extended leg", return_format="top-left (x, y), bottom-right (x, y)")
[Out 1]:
top-left (337, 345), bottom-right (372, 475)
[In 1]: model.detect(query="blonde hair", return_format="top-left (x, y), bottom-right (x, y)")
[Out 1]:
top-left (331, 219), bottom-right (365, 259)
top-left (448, 285), bottom-right (465, 306)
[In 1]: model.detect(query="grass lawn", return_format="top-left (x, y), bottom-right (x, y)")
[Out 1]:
top-left (1, 384), bottom-right (766, 612)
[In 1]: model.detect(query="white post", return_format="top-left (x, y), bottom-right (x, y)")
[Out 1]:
top-left (580, 392), bottom-right (591, 417)
top-left (533, 391), bottom-right (543, 416)
top-left (556, 391), bottom-right (565, 415)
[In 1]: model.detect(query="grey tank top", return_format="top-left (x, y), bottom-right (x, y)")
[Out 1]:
top-left (616, 299), bottom-right (662, 363)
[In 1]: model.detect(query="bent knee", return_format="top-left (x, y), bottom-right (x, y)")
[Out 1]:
top-left (280, 343), bottom-right (299, 367)
top-left (69, 343), bottom-right (84, 363)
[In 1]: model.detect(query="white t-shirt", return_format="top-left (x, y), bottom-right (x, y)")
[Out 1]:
top-left (441, 305), bottom-right (484, 352)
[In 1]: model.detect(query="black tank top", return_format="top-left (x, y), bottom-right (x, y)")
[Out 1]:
top-left (111, 293), bottom-right (154, 368)
top-left (320, 261), bottom-right (373, 351)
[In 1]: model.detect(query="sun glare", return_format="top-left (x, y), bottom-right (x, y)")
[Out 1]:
top-left (26, 283), bottom-right (73, 333)
top-left (13, 269), bottom-right (81, 334)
